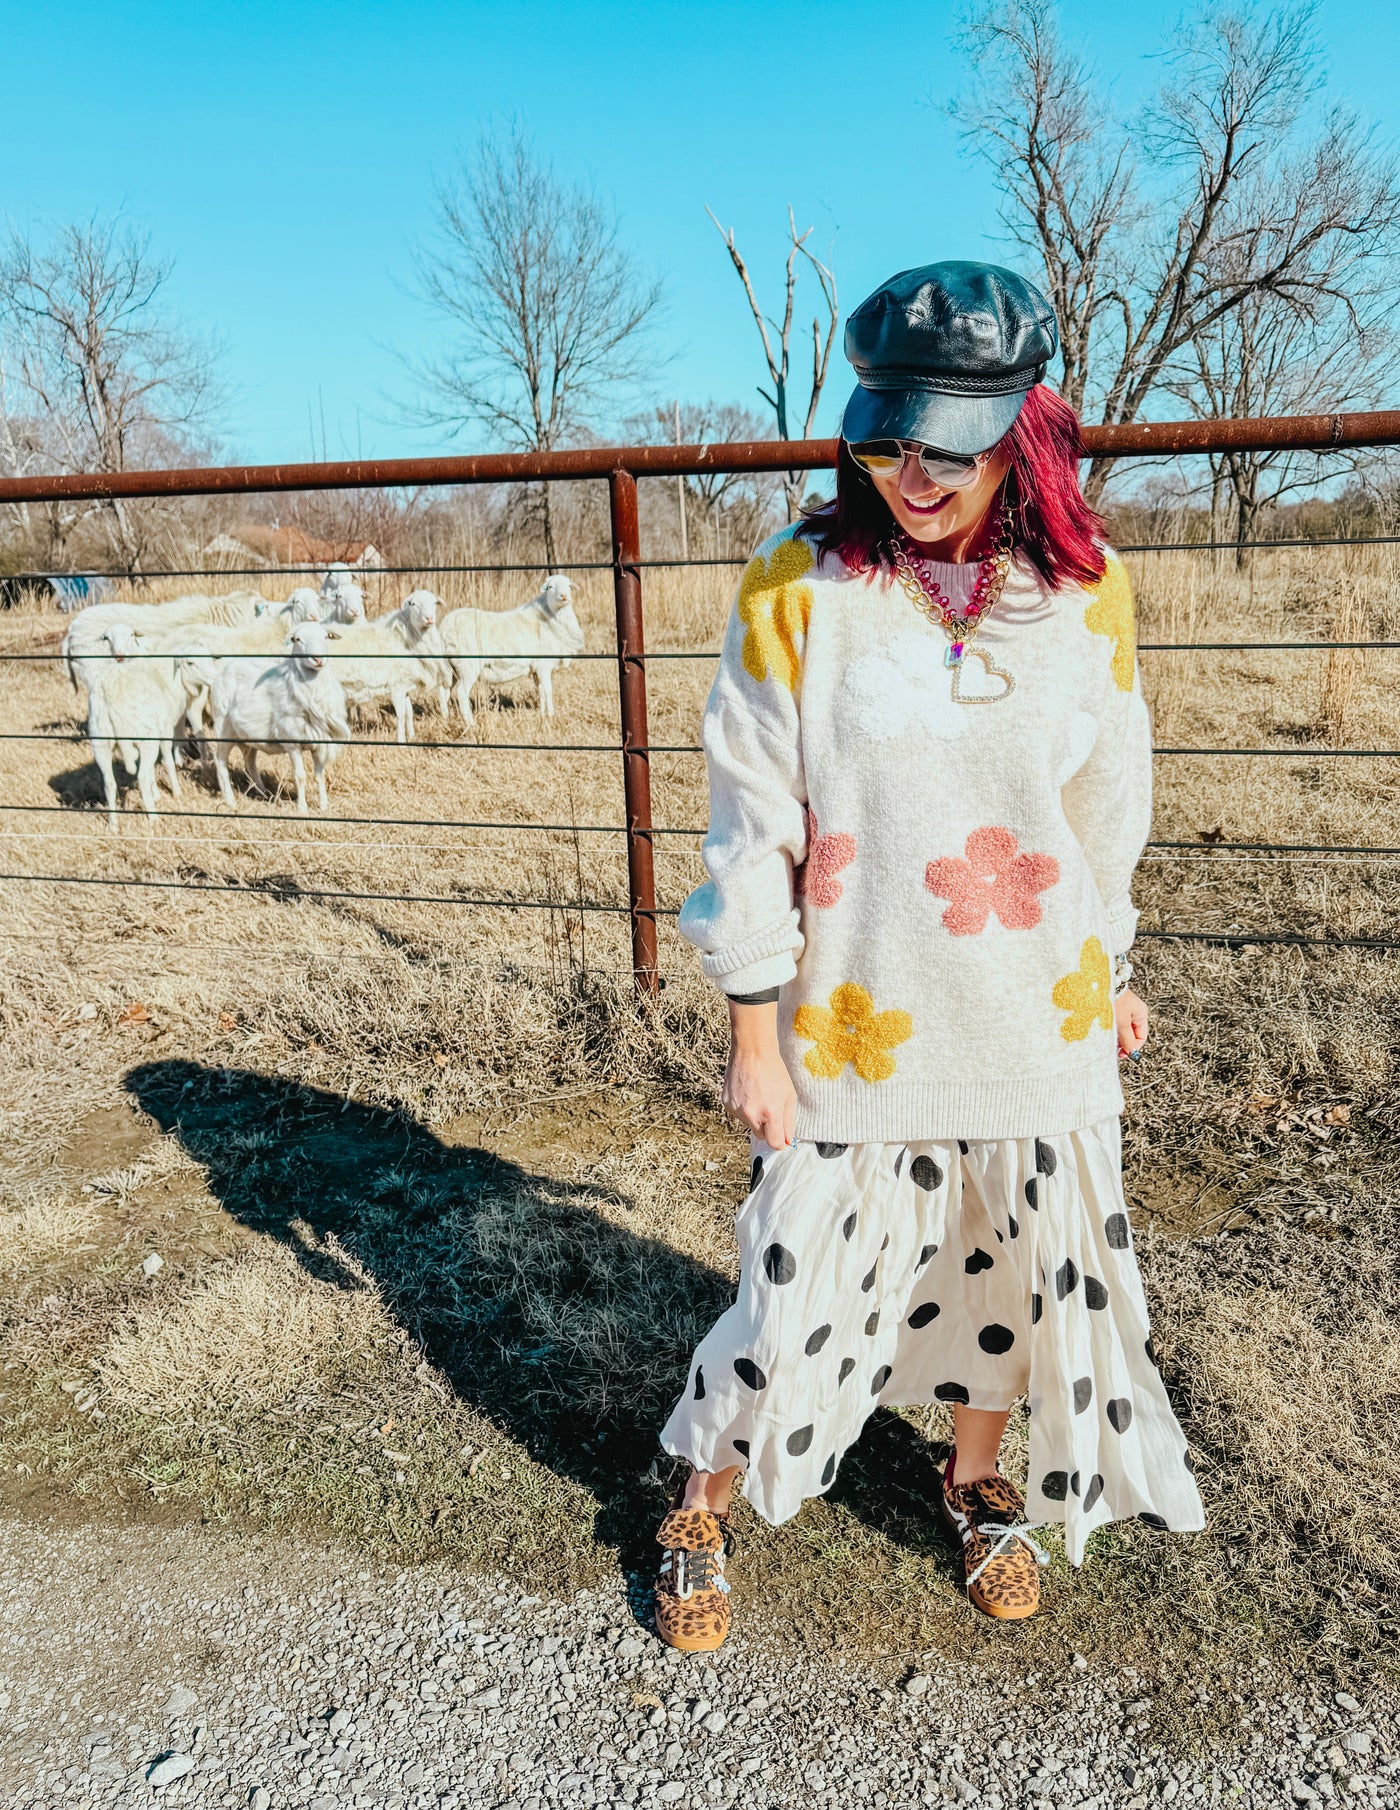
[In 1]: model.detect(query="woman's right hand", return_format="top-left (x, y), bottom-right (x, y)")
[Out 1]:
top-left (724, 1000), bottom-right (798, 1148)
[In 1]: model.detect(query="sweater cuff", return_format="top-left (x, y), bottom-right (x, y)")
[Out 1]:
top-left (701, 945), bottom-right (798, 998)
top-left (1104, 895), bottom-right (1139, 955)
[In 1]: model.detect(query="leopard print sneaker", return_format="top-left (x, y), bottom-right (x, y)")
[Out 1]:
top-left (941, 1454), bottom-right (1048, 1621)
top-left (654, 1505), bottom-right (733, 1652)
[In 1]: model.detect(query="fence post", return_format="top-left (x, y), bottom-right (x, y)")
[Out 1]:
top-left (608, 468), bottom-right (659, 999)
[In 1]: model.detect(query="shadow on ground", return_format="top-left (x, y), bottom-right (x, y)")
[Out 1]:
top-left (122, 1060), bottom-right (952, 1595)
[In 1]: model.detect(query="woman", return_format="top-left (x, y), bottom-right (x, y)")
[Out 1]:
top-left (653, 261), bottom-right (1203, 1652)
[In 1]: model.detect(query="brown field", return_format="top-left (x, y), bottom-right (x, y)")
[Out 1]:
top-left (2, 542), bottom-right (1399, 1683)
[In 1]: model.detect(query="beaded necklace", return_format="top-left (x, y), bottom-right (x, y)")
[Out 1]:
top-left (892, 508), bottom-right (1017, 705)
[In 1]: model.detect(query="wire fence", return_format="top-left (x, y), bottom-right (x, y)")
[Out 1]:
top-left (5, 417), bottom-right (1400, 989)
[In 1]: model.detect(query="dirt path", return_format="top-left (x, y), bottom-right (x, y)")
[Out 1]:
top-left (1, 1512), bottom-right (1396, 1810)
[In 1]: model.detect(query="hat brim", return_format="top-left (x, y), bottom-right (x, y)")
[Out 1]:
top-left (839, 382), bottom-right (1029, 457)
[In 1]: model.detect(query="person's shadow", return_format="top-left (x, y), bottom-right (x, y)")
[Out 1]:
top-left (123, 1060), bottom-right (951, 1598)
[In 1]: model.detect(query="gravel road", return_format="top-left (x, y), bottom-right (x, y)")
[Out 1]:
top-left (1, 1516), bottom-right (1394, 1809)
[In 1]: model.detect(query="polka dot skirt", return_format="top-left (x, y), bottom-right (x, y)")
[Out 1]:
top-left (660, 1119), bottom-right (1204, 1563)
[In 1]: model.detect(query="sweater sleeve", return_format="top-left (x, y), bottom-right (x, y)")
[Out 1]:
top-left (1061, 552), bottom-right (1152, 955)
top-left (677, 531), bottom-right (813, 996)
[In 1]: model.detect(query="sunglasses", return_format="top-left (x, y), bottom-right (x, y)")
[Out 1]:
top-left (847, 440), bottom-right (989, 489)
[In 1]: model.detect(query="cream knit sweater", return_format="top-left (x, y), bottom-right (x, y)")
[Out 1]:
top-left (677, 524), bottom-right (1151, 1142)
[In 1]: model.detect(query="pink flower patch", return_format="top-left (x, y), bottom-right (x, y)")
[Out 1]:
top-left (924, 827), bottom-right (1059, 936)
top-left (795, 808), bottom-right (856, 908)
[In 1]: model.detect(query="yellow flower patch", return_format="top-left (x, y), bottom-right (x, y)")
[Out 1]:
top-left (1051, 937), bottom-right (1114, 1042)
top-left (738, 534), bottom-right (816, 690)
top-left (1084, 554), bottom-right (1136, 691)
top-left (794, 981), bottom-right (913, 1083)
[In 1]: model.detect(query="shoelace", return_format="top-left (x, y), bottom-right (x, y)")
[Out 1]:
top-left (963, 1520), bottom-right (1050, 1590)
top-left (658, 1545), bottom-right (730, 1600)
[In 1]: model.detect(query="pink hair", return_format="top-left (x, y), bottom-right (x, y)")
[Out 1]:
top-left (800, 384), bottom-right (1107, 591)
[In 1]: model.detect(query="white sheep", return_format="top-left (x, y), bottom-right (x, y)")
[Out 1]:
top-left (320, 566), bottom-right (366, 623)
top-left (437, 573), bottom-right (583, 725)
top-left (84, 628), bottom-right (211, 829)
top-left (325, 590), bottom-right (446, 742)
top-left (208, 621), bottom-right (350, 815)
top-left (257, 587), bottom-right (323, 625)
top-left (62, 589), bottom-right (266, 694)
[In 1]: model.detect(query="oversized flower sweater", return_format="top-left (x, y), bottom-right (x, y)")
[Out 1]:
top-left (677, 525), bottom-right (1151, 1143)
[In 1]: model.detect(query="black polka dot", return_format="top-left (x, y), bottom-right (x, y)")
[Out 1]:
top-left (907, 1301), bottom-right (941, 1329)
top-left (1107, 1397), bottom-right (1133, 1433)
top-left (934, 1381), bottom-right (970, 1404)
top-left (860, 1262), bottom-right (878, 1291)
top-left (750, 1156), bottom-right (766, 1193)
top-left (1145, 1336), bottom-right (1158, 1366)
top-left (1035, 1138), bottom-right (1057, 1176)
top-left (1183, 1449), bottom-right (1195, 1474)
top-left (978, 1323), bottom-right (1015, 1355)
top-left (804, 1323), bottom-right (832, 1356)
top-left (821, 1452), bottom-right (836, 1485)
top-left (910, 1154), bottom-right (944, 1192)
top-left (1031, 1292), bottom-right (1043, 1324)
top-left (893, 1148), bottom-right (905, 1177)
top-left (1008, 1215), bottom-right (1019, 1241)
top-left (1070, 1470), bottom-right (1082, 1496)
top-left (838, 1357), bottom-right (855, 1385)
top-left (918, 1242), bottom-right (938, 1266)
top-left (1084, 1275), bottom-right (1109, 1311)
top-left (964, 1247), bottom-right (994, 1275)
top-left (1104, 1212), bottom-right (1130, 1250)
top-left (1138, 1512), bottom-right (1169, 1531)
top-left (1024, 1176), bottom-right (1040, 1211)
top-left (693, 1366), bottom-right (705, 1401)
top-left (1073, 1376), bottom-right (1093, 1414)
top-left (1055, 1258), bottom-right (1080, 1300)
top-left (994, 1229), bottom-right (1004, 1244)
top-left (733, 1357), bottom-right (767, 1391)
top-left (870, 1365), bottom-right (892, 1396)
top-left (842, 1212), bottom-right (858, 1242)
top-left (958, 1139), bottom-right (969, 1154)
top-left (816, 1141), bottom-right (847, 1158)
top-left (864, 1310), bottom-right (880, 1337)
top-left (1041, 1470), bottom-right (1069, 1501)
top-left (733, 1438), bottom-right (750, 1459)
top-left (786, 1424), bottom-right (814, 1456)
top-left (763, 1243), bottom-right (797, 1286)
top-left (880, 1233), bottom-right (890, 1251)
top-left (1082, 1473), bottom-right (1105, 1512)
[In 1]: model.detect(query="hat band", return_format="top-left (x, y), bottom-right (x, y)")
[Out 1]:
top-left (852, 363), bottom-right (1046, 398)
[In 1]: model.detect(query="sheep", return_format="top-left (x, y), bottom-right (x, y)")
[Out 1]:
top-left (62, 589), bottom-right (266, 695)
top-left (257, 587), bottom-right (323, 625)
top-left (437, 573), bottom-right (583, 726)
top-left (208, 621), bottom-right (350, 815)
top-left (84, 629), bottom-right (212, 829)
top-left (320, 565), bottom-right (366, 624)
top-left (325, 589), bottom-right (446, 742)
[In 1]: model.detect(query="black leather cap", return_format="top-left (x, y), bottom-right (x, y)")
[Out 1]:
top-left (841, 261), bottom-right (1058, 456)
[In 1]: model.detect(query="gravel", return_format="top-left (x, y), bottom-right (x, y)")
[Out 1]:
top-left (0, 1517), bottom-right (1395, 1809)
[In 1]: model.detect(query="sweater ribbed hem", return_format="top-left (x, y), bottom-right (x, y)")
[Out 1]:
top-left (789, 1065), bottom-right (1125, 1144)
top-left (1104, 896), bottom-right (1139, 955)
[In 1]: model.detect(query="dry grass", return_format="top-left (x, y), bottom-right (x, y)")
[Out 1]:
top-left (95, 1245), bottom-right (397, 1416)
top-left (3, 544), bottom-right (1400, 1670)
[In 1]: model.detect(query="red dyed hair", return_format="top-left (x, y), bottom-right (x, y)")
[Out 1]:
top-left (800, 383), bottom-right (1106, 591)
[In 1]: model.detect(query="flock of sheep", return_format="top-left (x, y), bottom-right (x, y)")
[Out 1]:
top-left (59, 565), bottom-right (586, 825)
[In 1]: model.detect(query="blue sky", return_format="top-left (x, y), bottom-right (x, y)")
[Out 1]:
top-left (3, 0), bottom-right (1397, 461)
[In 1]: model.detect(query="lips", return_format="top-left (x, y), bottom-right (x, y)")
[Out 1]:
top-left (903, 494), bottom-right (952, 517)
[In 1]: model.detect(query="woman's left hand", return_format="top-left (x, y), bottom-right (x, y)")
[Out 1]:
top-left (1115, 987), bottom-right (1149, 1061)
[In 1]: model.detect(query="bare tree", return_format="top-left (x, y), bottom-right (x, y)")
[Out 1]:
top-left (625, 400), bottom-right (783, 557)
top-left (1162, 168), bottom-right (1399, 560)
top-left (409, 127), bottom-right (664, 563)
top-left (706, 208), bottom-right (838, 521)
top-left (957, 0), bottom-right (1400, 503)
top-left (0, 215), bottom-right (221, 571)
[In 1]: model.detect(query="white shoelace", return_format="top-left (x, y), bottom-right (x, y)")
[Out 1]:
top-left (963, 1520), bottom-right (1050, 1590)
top-left (658, 1546), bottom-right (731, 1600)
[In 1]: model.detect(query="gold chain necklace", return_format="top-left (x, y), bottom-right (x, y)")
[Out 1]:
top-left (893, 510), bottom-right (1017, 705)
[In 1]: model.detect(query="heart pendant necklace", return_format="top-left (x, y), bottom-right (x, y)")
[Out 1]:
top-left (892, 508), bottom-right (1017, 705)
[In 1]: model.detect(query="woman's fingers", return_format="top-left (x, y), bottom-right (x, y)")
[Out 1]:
top-left (782, 1092), bottom-right (797, 1148)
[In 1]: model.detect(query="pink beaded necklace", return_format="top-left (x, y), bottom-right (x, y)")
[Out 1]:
top-left (892, 509), bottom-right (1017, 704)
